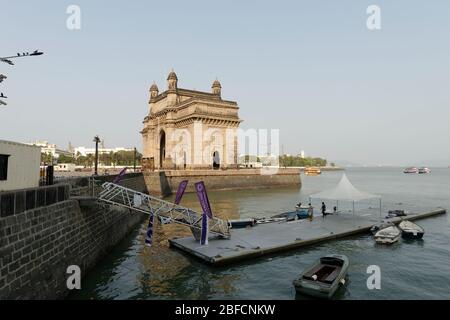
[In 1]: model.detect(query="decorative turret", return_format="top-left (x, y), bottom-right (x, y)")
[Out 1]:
top-left (212, 79), bottom-right (222, 97)
top-left (167, 70), bottom-right (178, 91)
top-left (150, 82), bottom-right (159, 99)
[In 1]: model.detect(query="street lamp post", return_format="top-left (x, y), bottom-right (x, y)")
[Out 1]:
top-left (0, 50), bottom-right (44, 106)
top-left (93, 135), bottom-right (101, 176)
top-left (133, 147), bottom-right (137, 172)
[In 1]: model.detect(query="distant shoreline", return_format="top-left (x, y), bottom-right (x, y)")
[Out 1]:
top-left (283, 166), bottom-right (344, 171)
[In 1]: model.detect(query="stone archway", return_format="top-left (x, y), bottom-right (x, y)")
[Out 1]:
top-left (159, 130), bottom-right (166, 169)
top-left (213, 151), bottom-right (220, 170)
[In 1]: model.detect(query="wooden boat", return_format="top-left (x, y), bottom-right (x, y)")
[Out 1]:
top-left (293, 254), bottom-right (349, 299)
top-left (374, 226), bottom-right (401, 244)
top-left (228, 218), bottom-right (256, 229)
top-left (398, 220), bottom-right (424, 239)
top-left (304, 167), bottom-right (322, 176)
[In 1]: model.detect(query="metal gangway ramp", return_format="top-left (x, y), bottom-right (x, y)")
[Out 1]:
top-left (98, 182), bottom-right (230, 239)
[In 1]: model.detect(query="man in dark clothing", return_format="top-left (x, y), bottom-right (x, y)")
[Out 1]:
top-left (321, 202), bottom-right (326, 219)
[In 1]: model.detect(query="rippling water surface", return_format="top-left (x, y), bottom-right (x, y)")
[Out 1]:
top-left (70, 167), bottom-right (450, 300)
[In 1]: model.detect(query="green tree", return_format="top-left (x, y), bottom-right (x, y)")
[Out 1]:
top-left (57, 154), bottom-right (75, 164)
top-left (41, 153), bottom-right (52, 164)
top-left (86, 154), bottom-right (94, 168)
top-left (278, 155), bottom-right (328, 167)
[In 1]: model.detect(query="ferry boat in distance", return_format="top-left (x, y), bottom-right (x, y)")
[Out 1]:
top-left (304, 167), bottom-right (322, 176)
top-left (403, 167), bottom-right (419, 174)
top-left (418, 167), bottom-right (431, 174)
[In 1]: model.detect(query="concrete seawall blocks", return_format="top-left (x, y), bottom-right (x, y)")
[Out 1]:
top-left (144, 168), bottom-right (302, 197)
top-left (0, 198), bottom-right (146, 299)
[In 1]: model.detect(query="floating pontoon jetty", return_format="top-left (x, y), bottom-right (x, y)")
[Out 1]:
top-left (169, 207), bottom-right (446, 266)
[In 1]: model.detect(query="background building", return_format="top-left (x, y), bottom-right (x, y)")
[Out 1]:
top-left (141, 71), bottom-right (242, 170)
top-left (73, 146), bottom-right (134, 157)
top-left (28, 140), bottom-right (73, 159)
top-left (0, 140), bottom-right (41, 191)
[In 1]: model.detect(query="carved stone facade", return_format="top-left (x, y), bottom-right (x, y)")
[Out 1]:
top-left (141, 71), bottom-right (242, 170)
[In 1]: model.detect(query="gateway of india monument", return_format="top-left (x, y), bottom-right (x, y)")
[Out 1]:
top-left (140, 70), bottom-right (300, 196)
top-left (141, 70), bottom-right (241, 170)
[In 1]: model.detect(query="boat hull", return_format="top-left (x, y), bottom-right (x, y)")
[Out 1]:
top-left (228, 219), bottom-right (256, 229)
top-left (294, 281), bottom-right (341, 299)
top-left (276, 210), bottom-right (309, 221)
top-left (401, 231), bottom-right (424, 240)
top-left (375, 235), bottom-right (400, 244)
top-left (398, 221), bottom-right (425, 240)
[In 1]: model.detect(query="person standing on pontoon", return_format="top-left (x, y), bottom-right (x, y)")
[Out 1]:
top-left (308, 203), bottom-right (314, 222)
top-left (321, 202), bottom-right (326, 219)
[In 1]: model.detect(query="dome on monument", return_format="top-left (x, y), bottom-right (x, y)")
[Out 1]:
top-left (150, 82), bottom-right (159, 91)
top-left (212, 79), bottom-right (222, 88)
top-left (167, 70), bottom-right (178, 81)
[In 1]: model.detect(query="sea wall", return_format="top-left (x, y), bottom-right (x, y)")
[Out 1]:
top-left (0, 174), bottom-right (148, 300)
top-left (144, 168), bottom-right (301, 197)
top-left (0, 197), bottom-right (145, 299)
top-left (58, 172), bottom-right (148, 195)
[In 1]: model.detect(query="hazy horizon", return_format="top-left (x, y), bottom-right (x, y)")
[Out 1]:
top-left (1, 1), bottom-right (449, 166)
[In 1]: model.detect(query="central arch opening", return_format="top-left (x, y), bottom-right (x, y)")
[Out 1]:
top-left (213, 151), bottom-right (220, 170)
top-left (159, 130), bottom-right (166, 169)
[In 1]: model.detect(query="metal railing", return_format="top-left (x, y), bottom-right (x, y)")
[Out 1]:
top-left (69, 176), bottom-right (103, 197)
top-left (97, 182), bottom-right (230, 239)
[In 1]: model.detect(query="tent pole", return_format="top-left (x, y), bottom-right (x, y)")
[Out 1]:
top-left (379, 198), bottom-right (382, 222)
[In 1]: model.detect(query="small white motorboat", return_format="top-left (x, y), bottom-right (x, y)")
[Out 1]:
top-left (374, 226), bottom-right (401, 244)
top-left (398, 220), bottom-right (424, 239)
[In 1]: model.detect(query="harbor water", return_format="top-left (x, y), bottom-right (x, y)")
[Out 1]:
top-left (70, 167), bottom-right (450, 300)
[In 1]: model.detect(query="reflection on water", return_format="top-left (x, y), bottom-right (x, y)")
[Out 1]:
top-left (131, 205), bottom-right (243, 299)
top-left (70, 168), bottom-right (450, 300)
top-left (137, 216), bottom-right (191, 298)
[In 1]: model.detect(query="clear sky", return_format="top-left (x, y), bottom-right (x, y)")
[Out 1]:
top-left (1, 1), bottom-right (449, 166)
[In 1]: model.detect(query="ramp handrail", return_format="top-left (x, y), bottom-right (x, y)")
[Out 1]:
top-left (98, 182), bottom-right (230, 239)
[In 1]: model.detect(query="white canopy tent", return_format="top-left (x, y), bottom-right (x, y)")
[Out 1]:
top-left (309, 173), bottom-right (381, 218)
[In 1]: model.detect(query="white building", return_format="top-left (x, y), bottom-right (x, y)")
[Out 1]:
top-left (0, 140), bottom-right (41, 191)
top-left (73, 146), bottom-right (134, 157)
top-left (54, 163), bottom-right (76, 172)
top-left (28, 140), bottom-right (73, 159)
top-left (238, 154), bottom-right (264, 168)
